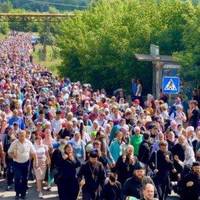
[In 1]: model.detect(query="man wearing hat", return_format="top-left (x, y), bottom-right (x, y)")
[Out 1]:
top-left (123, 162), bottom-right (156, 200)
top-left (178, 162), bottom-right (200, 200)
top-left (78, 149), bottom-right (106, 200)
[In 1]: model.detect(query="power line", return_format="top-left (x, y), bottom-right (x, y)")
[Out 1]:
top-left (27, 0), bottom-right (89, 8)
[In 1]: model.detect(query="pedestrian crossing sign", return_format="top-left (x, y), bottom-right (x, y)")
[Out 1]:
top-left (162, 76), bottom-right (180, 94)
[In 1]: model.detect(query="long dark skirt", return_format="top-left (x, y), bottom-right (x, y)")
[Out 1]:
top-left (57, 178), bottom-right (79, 200)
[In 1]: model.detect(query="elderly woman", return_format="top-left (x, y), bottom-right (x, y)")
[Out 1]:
top-left (115, 145), bottom-right (138, 185)
top-left (109, 131), bottom-right (124, 162)
top-left (57, 144), bottom-right (80, 200)
top-left (69, 131), bottom-right (86, 163)
top-left (130, 126), bottom-right (143, 156)
top-left (170, 105), bottom-right (187, 126)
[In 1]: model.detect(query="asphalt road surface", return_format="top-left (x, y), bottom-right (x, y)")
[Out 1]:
top-left (0, 179), bottom-right (59, 200)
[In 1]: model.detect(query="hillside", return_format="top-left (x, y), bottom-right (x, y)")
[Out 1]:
top-left (0, 0), bottom-right (91, 11)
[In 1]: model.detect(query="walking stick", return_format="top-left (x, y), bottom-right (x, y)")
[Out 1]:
top-left (77, 178), bottom-right (85, 200)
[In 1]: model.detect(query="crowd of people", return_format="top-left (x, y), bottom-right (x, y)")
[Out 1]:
top-left (0, 33), bottom-right (199, 200)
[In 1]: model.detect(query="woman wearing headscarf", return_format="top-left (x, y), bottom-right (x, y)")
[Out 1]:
top-left (115, 145), bottom-right (138, 185)
top-left (57, 144), bottom-right (80, 200)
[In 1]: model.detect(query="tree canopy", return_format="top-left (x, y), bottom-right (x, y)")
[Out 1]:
top-left (1, 0), bottom-right (90, 11)
top-left (57, 0), bottom-right (199, 94)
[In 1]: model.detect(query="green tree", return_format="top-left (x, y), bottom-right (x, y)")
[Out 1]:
top-left (0, 1), bottom-right (13, 12)
top-left (38, 7), bottom-right (61, 60)
top-left (0, 1), bottom-right (12, 34)
top-left (7, 0), bottom-right (90, 11)
top-left (175, 5), bottom-right (200, 88)
top-left (57, 0), bottom-right (195, 94)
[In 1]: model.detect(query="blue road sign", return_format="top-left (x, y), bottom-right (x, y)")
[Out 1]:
top-left (162, 76), bottom-right (180, 94)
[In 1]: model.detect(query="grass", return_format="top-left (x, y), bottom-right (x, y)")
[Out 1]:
top-left (0, 33), bottom-right (6, 41)
top-left (32, 44), bottom-right (62, 76)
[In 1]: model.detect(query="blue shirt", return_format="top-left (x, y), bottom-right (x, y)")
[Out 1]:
top-left (109, 138), bottom-right (122, 162)
top-left (8, 116), bottom-right (25, 130)
top-left (131, 82), bottom-right (137, 96)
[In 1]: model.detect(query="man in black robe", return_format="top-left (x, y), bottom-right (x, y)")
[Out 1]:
top-left (78, 149), bottom-right (106, 200)
top-left (178, 162), bottom-right (200, 200)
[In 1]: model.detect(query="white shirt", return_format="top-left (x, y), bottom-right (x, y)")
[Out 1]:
top-left (8, 139), bottom-right (36, 163)
top-left (136, 84), bottom-right (142, 96)
top-left (51, 119), bottom-right (64, 136)
top-left (34, 144), bottom-right (47, 161)
top-left (170, 111), bottom-right (186, 126)
top-left (184, 145), bottom-right (196, 166)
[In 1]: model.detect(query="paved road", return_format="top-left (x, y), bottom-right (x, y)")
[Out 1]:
top-left (0, 178), bottom-right (180, 200)
top-left (0, 178), bottom-right (59, 200)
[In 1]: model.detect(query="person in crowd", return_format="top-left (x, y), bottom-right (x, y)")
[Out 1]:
top-left (159, 104), bottom-right (169, 122)
top-left (188, 100), bottom-right (199, 129)
top-left (123, 162), bottom-right (156, 199)
top-left (0, 139), bottom-right (6, 175)
top-left (131, 79), bottom-right (137, 101)
top-left (171, 135), bottom-right (186, 179)
top-left (170, 105), bottom-right (187, 126)
top-left (3, 127), bottom-right (16, 190)
top-left (34, 135), bottom-right (50, 198)
top-left (174, 139), bottom-right (196, 167)
top-left (138, 132), bottom-right (152, 166)
top-left (69, 131), bottom-right (86, 163)
top-left (135, 79), bottom-right (143, 101)
top-left (57, 144), bottom-right (80, 200)
top-left (34, 110), bottom-right (49, 128)
top-left (109, 131), bottom-right (124, 162)
top-left (166, 131), bottom-right (176, 152)
top-left (185, 126), bottom-right (195, 146)
top-left (141, 183), bottom-right (158, 200)
top-left (101, 172), bottom-right (122, 200)
top-left (178, 161), bottom-right (200, 200)
top-left (78, 149), bottom-right (106, 200)
top-left (51, 110), bottom-right (64, 137)
top-left (115, 145), bottom-right (138, 185)
top-left (192, 88), bottom-right (200, 107)
top-left (8, 130), bottom-right (37, 200)
top-left (133, 99), bottom-right (143, 115)
top-left (50, 140), bottom-right (64, 193)
top-left (130, 126), bottom-right (143, 157)
top-left (169, 97), bottom-right (183, 117)
top-left (149, 141), bottom-right (175, 200)
top-left (58, 121), bottom-right (74, 139)
top-left (8, 109), bottom-right (25, 130)
top-left (0, 33), bottom-right (200, 200)
top-left (193, 130), bottom-right (200, 159)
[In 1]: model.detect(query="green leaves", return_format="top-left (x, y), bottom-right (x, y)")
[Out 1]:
top-left (57, 0), bottom-right (200, 94)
